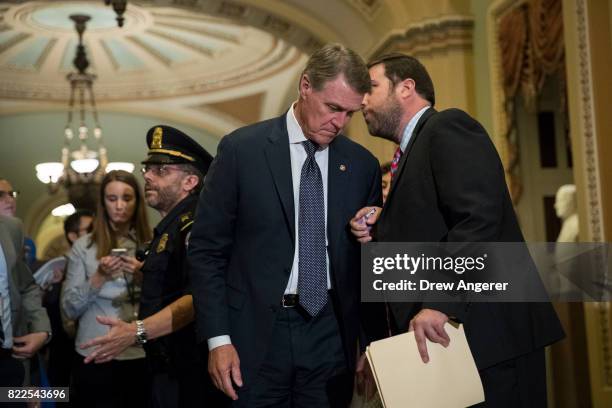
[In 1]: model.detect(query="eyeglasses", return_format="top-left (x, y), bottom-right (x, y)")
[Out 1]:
top-left (0, 190), bottom-right (19, 200)
top-left (140, 164), bottom-right (187, 178)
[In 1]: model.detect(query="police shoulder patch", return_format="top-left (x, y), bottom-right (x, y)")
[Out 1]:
top-left (179, 211), bottom-right (194, 232)
top-left (156, 233), bottom-right (169, 253)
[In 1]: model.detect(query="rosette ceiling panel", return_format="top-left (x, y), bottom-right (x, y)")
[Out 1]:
top-left (0, 1), bottom-right (304, 102)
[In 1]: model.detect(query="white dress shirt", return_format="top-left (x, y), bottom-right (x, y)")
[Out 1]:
top-left (399, 105), bottom-right (431, 153)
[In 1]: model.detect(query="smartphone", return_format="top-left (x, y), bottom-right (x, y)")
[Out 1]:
top-left (111, 248), bottom-right (127, 257)
top-left (360, 207), bottom-right (377, 224)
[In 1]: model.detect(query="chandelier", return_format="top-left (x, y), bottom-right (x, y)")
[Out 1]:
top-left (104, 0), bottom-right (128, 27)
top-left (35, 14), bottom-right (133, 210)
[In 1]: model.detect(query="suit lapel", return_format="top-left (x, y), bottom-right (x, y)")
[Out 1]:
top-left (264, 118), bottom-right (296, 242)
top-left (327, 141), bottom-right (349, 271)
top-left (385, 108), bottom-right (436, 204)
top-left (0, 220), bottom-right (17, 272)
top-left (0, 219), bottom-right (18, 313)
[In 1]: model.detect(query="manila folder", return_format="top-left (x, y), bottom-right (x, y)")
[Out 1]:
top-left (366, 324), bottom-right (484, 408)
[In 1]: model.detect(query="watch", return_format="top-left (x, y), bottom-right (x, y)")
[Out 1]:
top-left (43, 331), bottom-right (52, 345)
top-left (135, 320), bottom-right (147, 345)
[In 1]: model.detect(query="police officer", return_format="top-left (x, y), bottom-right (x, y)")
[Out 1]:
top-left (81, 125), bottom-right (228, 407)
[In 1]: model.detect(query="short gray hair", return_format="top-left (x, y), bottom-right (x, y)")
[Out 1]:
top-left (302, 43), bottom-right (370, 94)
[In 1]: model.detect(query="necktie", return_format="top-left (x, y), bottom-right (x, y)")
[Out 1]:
top-left (298, 140), bottom-right (328, 316)
top-left (390, 146), bottom-right (403, 181)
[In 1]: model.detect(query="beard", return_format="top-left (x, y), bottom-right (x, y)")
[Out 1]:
top-left (145, 182), bottom-right (180, 213)
top-left (364, 97), bottom-right (403, 142)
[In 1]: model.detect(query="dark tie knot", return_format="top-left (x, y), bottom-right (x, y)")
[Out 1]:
top-left (302, 140), bottom-right (319, 158)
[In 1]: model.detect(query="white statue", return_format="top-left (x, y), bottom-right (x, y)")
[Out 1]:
top-left (554, 184), bottom-right (578, 242)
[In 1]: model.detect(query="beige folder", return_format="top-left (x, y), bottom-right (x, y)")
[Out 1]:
top-left (366, 324), bottom-right (484, 408)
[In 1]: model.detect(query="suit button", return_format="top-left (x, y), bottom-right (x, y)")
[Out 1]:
top-left (269, 305), bottom-right (278, 312)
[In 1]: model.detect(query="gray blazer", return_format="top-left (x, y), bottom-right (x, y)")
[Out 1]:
top-left (0, 215), bottom-right (51, 338)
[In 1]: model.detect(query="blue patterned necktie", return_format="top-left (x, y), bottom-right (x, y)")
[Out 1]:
top-left (298, 140), bottom-right (328, 316)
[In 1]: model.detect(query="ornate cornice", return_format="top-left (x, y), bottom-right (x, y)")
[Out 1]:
top-left (165, 0), bottom-right (325, 53)
top-left (368, 15), bottom-right (474, 57)
top-left (344, 0), bottom-right (383, 22)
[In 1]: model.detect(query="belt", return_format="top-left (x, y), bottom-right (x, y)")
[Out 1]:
top-left (281, 290), bottom-right (334, 308)
top-left (281, 294), bottom-right (299, 308)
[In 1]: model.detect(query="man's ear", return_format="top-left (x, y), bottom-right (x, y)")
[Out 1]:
top-left (397, 78), bottom-right (416, 99)
top-left (299, 73), bottom-right (312, 99)
top-left (182, 174), bottom-right (200, 194)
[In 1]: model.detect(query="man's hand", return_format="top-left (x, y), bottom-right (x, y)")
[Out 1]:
top-left (408, 309), bottom-right (450, 363)
top-left (12, 332), bottom-right (48, 358)
top-left (356, 353), bottom-right (377, 401)
top-left (80, 316), bottom-right (136, 364)
top-left (350, 206), bottom-right (381, 243)
top-left (209, 344), bottom-right (243, 401)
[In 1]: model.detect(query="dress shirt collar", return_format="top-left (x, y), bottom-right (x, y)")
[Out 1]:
top-left (286, 103), bottom-right (328, 150)
top-left (399, 105), bottom-right (431, 153)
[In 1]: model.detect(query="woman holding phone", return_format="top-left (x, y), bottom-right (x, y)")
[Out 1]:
top-left (62, 170), bottom-right (152, 407)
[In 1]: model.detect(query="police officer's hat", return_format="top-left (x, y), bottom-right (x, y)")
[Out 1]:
top-left (141, 125), bottom-right (213, 174)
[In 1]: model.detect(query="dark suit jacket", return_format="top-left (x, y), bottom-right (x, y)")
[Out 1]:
top-left (189, 114), bottom-right (382, 385)
top-left (0, 215), bottom-right (51, 341)
top-left (374, 108), bottom-right (564, 370)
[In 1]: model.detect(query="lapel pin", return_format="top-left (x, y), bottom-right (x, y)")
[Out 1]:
top-left (339, 164), bottom-right (346, 171)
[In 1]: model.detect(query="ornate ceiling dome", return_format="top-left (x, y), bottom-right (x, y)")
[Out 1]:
top-left (0, 1), bottom-right (303, 101)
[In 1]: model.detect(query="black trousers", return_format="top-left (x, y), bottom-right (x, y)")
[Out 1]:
top-left (237, 300), bottom-right (351, 408)
top-left (72, 355), bottom-right (148, 408)
top-left (0, 355), bottom-right (25, 408)
top-left (47, 335), bottom-right (75, 387)
top-left (471, 348), bottom-right (547, 408)
top-left (149, 365), bottom-right (230, 408)
top-left (0, 355), bottom-right (24, 386)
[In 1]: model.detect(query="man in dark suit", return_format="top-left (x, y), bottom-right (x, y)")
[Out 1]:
top-left (188, 43), bottom-right (381, 407)
top-left (0, 215), bottom-right (51, 387)
top-left (351, 53), bottom-right (564, 407)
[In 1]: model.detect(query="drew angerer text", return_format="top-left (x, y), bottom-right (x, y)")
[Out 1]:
top-left (372, 279), bottom-right (509, 293)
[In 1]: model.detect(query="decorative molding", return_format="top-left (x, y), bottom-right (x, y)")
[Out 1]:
top-left (166, 0), bottom-right (325, 53)
top-left (147, 28), bottom-right (217, 57)
top-left (368, 15), bottom-right (474, 58)
top-left (263, 15), bottom-right (292, 35)
top-left (344, 0), bottom-right (382, 22)
top-left (154, 20), bottom-right (242, 44)
top-left (0, 41), bottom-right (302, 101)
top-left (0, 1), bottom-right (308, 101)
top-left (217, 1), bottom-right (247, 19)
top-left (34, 37), bottom-right (56, 71)
top-left (575, 0), bottom-right (604, 244)
top-left (573, 0), bottom-right (611, 387)
top-left (0, 31), bottom-right (29, 53)
top-left (125, 35), bottom-right (174, 66)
